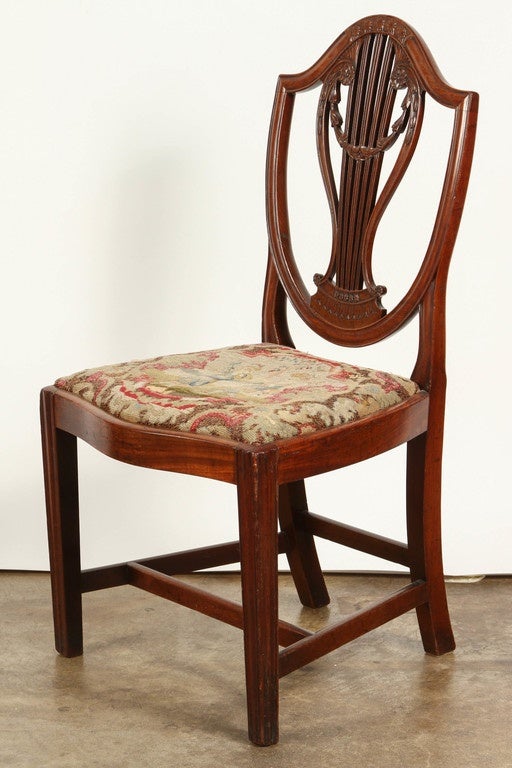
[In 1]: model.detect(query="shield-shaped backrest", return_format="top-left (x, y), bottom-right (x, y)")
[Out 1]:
top-left (264, 16), bottom-right (478, 366)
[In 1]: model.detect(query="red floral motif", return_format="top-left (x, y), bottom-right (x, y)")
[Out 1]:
top-left (239, 346), bottom-right (278, 358)
top-left (55, 343), bottom-right (418, 445)
top-left (178, 350), bottom-right (221, 369)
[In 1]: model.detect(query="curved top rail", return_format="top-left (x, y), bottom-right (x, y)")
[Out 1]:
top-left (280, 15), bottom-right (469, 106)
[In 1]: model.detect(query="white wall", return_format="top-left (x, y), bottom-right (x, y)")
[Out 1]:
top-left (1, 0), bottom-right (510, 574)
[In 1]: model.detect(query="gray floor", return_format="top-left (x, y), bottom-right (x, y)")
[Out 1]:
top-left (1, 572), bottom-right (510, 767)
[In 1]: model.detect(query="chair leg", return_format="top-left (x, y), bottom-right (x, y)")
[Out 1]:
top-left (279, 481), bottom-right (330, 608)
top-left (40, 390), bottom-right (83, 657)
top-left (237, 449), bottom-right (279, 746)
top-left (406, 433), bottom-right (455, 655)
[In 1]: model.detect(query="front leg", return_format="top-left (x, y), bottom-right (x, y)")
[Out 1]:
top-left (41, 389), bottom-right (83, 657)
top-left (237, 448), bottom-right (279, 746)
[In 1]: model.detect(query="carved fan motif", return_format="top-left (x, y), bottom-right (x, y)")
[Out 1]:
top-left (310, 33), bottom-right (421, 330)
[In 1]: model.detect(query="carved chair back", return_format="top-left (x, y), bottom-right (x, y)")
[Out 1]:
top-left (264, 15), bottom-right (477, 390)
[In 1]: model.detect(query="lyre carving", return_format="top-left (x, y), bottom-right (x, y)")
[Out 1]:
top-left (310, 32), bottom-right (422, 330)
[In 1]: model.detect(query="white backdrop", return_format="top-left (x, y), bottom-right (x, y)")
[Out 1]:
top-left (1, 0), bottom-right (510, 574)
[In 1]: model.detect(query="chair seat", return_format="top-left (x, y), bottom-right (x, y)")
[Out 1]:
top-left (55, 343), bottom-right (419, 445)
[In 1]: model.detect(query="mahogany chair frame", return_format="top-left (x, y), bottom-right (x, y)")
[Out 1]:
top-left (41, 16), bottom-right (478, 746)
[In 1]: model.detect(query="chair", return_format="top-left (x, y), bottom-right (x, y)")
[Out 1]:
top-left (41, 15), bottom-right (478, 746)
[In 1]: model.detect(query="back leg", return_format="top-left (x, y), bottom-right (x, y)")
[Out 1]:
top-left (406, 433), bottom-right (455, 655)
top-left (279, 481), bottom-right (330, 608)
top-left (40, 389), bottom-right (83, 657)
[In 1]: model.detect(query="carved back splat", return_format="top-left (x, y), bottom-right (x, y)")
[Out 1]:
top-left (264, 15), bottom-right (477, 348)
top-left (312, 31), bottom-right (422, 328)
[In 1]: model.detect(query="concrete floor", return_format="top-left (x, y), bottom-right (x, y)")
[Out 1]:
top-left (1, 572), bottom-right (510, 768)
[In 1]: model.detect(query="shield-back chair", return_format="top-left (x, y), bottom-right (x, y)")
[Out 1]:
top-left (41, 15), bottom-right (478, 746)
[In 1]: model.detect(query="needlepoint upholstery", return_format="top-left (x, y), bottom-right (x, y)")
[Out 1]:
top-left (55, 343), bottom-right (419, 445)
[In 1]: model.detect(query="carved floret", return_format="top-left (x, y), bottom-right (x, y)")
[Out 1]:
top-left (390, 64), bottom-right (409, 90)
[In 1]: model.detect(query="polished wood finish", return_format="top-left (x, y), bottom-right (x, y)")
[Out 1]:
top-left (264, 17), bottom-right (477, 348)
top-left (278, 481), bottom-right (330, 608)
top-left (41, 15), bottom-right (478, 746)
top-left (41, 390), bottom-right (83, 658)
top-left (80, 533), bottom-right (291, 592)
top-left (279, 581), bottom-right (428, 678)
top-left (298, 510), bottom-right (410, 567)
top-left (237, 449), bottom-right (280, 745)
top-left (53, 387), bottom-right (237, 482)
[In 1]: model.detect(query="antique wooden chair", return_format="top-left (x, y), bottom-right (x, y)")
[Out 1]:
top-left (41, 15), bottom-right (478, 746)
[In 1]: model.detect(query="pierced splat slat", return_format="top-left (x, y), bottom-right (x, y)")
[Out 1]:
top-left (311, 29), bottom-right (421, 329)
top-left (336, 34), bottom-right (396, 291)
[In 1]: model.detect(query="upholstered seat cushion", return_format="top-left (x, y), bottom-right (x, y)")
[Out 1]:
top-left (55, 343), bottom-right (419, 445)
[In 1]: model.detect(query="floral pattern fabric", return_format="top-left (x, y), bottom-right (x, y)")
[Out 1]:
top-left (55, 343), bottom-right (419, 445)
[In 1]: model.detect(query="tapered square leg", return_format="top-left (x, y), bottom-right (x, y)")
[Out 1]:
top-left (237, 448), bottom-right (279, 746)
top-left (40, 389), bottom-right (83, 657)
